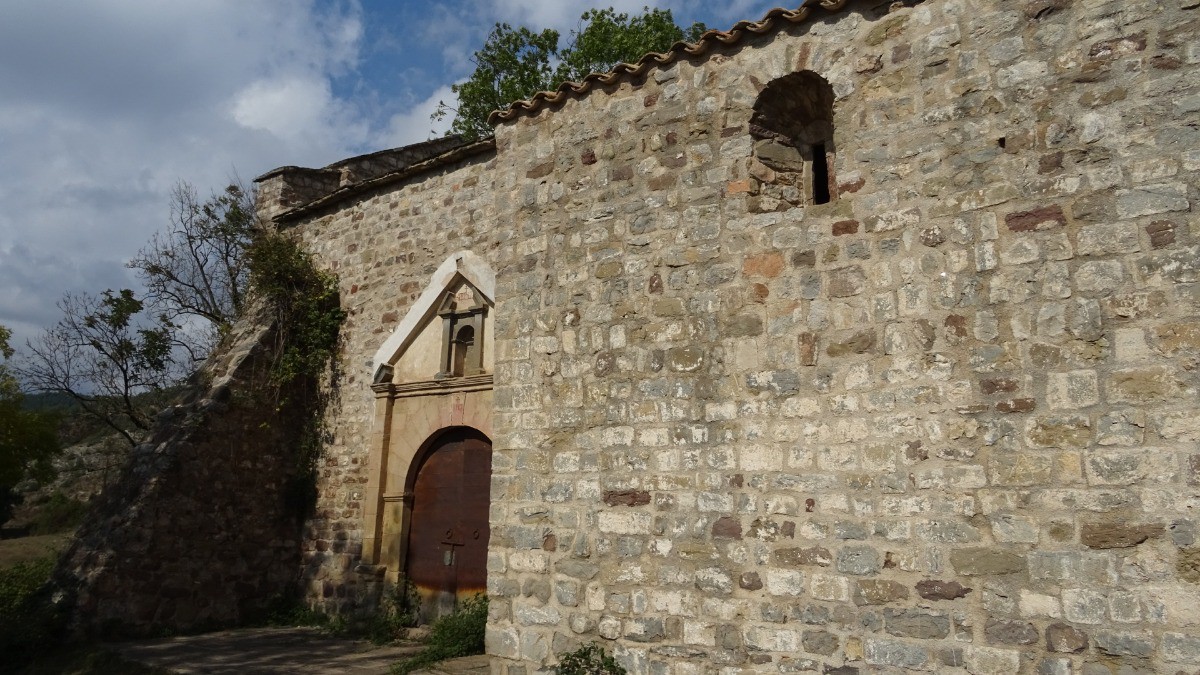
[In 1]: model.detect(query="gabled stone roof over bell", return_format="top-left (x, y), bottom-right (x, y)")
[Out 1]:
top-left (486, 0), bottom-right (852, 125)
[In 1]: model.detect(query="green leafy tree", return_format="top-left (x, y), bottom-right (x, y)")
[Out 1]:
top-left (0, 325), bottom-right (60, 522)
top-left (434, 7), bottom-right (706, 140)
top-left (555, 8), bottom-right (705, 85)
top-left (435, 24), bottom-right (561, 140)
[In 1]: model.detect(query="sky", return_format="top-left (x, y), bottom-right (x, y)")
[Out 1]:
top-left (0, 0), bottom-right (786, 350)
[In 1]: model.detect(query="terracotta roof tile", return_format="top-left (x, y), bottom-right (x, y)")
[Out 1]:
top-left (487, 0), bottom-right (853, 126)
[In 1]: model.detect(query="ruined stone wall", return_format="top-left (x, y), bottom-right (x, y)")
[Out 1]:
top-left (55, 310), bottom-right (311, 636)
top-left (274, 0), bottom-right (1200, 671)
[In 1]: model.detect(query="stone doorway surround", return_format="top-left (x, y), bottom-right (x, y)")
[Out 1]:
top-left (360, 252), bottom-right (495, 582)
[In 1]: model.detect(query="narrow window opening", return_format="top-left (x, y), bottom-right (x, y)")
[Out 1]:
top-left (811, 143), bottom-right (830, 205)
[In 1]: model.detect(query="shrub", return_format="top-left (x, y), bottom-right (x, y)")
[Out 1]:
top-left (28, 491), bottom-right (88, 535)
top-left (391, 594), bottom-right (488, 674)
top-left (556, 642), bottom-right (626, 675)
top-left (0, 555), bottom-right (65, 667)
top-left (367, 579), bottom-right (419, 645)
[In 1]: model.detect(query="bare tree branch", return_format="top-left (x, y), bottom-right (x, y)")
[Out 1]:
top-left (128, 181), bottom-right (256, 358)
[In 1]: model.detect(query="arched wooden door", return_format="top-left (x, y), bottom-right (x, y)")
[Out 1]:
top-left (405, 427), bottom-right (492, 621)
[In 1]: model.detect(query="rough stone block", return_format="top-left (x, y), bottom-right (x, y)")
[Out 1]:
top-left (1163, 632), bottom-right (1200, 664)
top-left (864, 637), bottom-right (928, 669)
top-left (915, 579), bottom-right (972, 601)
top-left (1062, 588), bottom-right (1107, 624)
top-left (1116, 182), bottom-right (1189, 218)
top-left (1077, 222), bottom-right (1141, 256)
top-left (884, 609), bottom-right (950, 639)
top-left (1093, 629), bottom-right (1154, 658)
top-left (836, 546), bottom-right (882, 576)
top-left (1075, 260), bottom-right (1126, 293)
top-left (1019, 590), bottom-right (1061, 618)
top-left (1045, 623), bottom-right (1088, 653)
top-left (985, 618), bottom-right (1039, 645)
top-left (765, 569), bottom-right (806, 597)
top-left (1046, 370), bottom-right (1099, 409)
top-left (1108, 366), bottom-right (1184, 404)
top-left (854, 579), bottom-right (910, 605)
top-left (775, 546), bottom-right (833, 567)
top-left (964, 646), bottom-right (1020, 673)
top-left (1080, 521), bottom-right (1161, 549)
top-left (950, 548), bottom-right (1026, 576)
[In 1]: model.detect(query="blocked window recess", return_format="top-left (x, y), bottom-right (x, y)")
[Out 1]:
top-left (750, 70), bottom-right (837, 209)
top-left (437, 283), bottom-right (486, 379)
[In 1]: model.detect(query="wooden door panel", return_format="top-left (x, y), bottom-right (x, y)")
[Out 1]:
top-left (405, 429), bottom-right (491, 620)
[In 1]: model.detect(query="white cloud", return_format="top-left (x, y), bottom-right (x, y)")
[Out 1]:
top-left (0, 0), bottom-right (784, 349)
top-left (0, 0), bottom-right (377, 348)
top-left (383, 85), bottom-right (458, 148)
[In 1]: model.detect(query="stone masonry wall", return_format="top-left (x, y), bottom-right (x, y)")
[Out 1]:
top-left (480, 2), bottom-right (1200, 672)
top-left (278, 151), bottom-right (503, 612)
top-left (267, 0), bottom-right (1200, 672)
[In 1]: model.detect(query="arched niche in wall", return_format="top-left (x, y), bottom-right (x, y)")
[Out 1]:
top-left (361, 251), bottom-right (496, 573)
top-left (750, 70), bottom-right (837, 208)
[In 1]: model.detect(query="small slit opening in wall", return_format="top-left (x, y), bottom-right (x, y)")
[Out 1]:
top-left (812, 143), bottom-right (830, 205)
top-left (997, 137), bottom-right (1006, 149)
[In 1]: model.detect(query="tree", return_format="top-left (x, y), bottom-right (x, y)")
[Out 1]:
top-left (435, 24), bottom-right (561, 140)
top-left (17, 182), bottom-right (256, 446)
top-left (555, 8), bottom-right (706, 86)
top-left (0, 325), bottom-right (59, 521)
top-left (434, 7), bottom-right (706, 140)
top-left (128, 181), bottom-right (256, 356)
top-left (19, 290), bottom-right (182, 447)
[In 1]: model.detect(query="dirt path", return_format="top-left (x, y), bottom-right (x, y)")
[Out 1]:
top-left (111, 627), bottom-right (425, 674)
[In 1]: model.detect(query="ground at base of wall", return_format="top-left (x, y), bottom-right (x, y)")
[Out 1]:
top-left (408, 654), bottom-right (492, 675)
top-left (109, 627), bottom-right (424, 674)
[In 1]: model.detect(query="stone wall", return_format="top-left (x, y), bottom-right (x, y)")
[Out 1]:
top-left (264, 146), bottom-right (503, 612)
top-left (260, 0), bottom-right (1200, 671)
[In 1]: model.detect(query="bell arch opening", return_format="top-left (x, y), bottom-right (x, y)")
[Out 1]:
top-left (750, 70), bottom-right (837, 208)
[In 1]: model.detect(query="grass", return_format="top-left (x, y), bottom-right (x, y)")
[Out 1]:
top-left (556, 643), bottom-right (627, 675)
top-left (25, 492), bottom-right (88, 535)
top-left (0, 532), bottom-right (72, 568)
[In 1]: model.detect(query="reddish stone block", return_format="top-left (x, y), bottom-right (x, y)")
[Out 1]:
top-left (1005, 205), bottom-right (1066, 232)
top-left (603, 489), bottom-right (651, 507)
top-left (742, 251), bottom-right (784, 278)
top-left (833, 219), bottom-right (860, 236)
top-left (1147, 220), bottom-right (1176, 249)
top-left (996, 398), bottom-right (1036, 413)
top-left (712, 516), bottom-right (743, 539)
